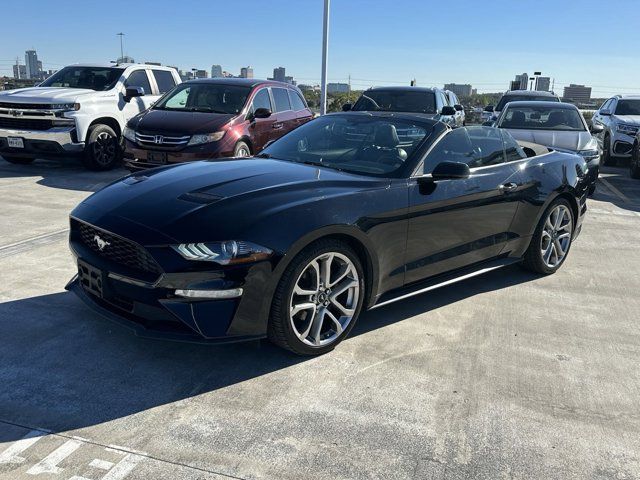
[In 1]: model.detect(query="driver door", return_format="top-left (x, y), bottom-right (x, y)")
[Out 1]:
top-left (404, 127), bottom-right (522, 285)
top-left (120, 69), bottom-right (157, 121)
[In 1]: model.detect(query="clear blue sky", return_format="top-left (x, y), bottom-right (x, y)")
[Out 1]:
top-left (1, 0), bottom-right (639, 97)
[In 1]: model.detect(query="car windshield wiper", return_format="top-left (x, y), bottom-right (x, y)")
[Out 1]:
top-left (188, 107), bottom-right (229, 114)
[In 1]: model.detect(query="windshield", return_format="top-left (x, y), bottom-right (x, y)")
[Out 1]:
top-left (496, 94), bottom-right (558, 111)
top-left (260, 115), bottom-right (432, 176)
top-left (615, 100), bottom-right (640, 116)
top-left (352, 90), bottom-right (436, 114)
top-left (39, 66), bottom-right (124, 91)
top-left (499, 105), bottom-right (585, 131)
top-left (153, 83), bottom-right (251, 114)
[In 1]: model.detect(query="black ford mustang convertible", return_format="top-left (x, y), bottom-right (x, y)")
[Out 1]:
top-left (67, 112), bottom-right (589, 355)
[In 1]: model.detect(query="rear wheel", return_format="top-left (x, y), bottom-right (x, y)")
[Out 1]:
top-left (601, 135), bottom-right (616, 166)
top-left (2, 155), bottom-right (34, 165)
top-left (268, 240), bottom-right (365, 355)
top-left (233, 141), bottom-right (251, 158)
top-left (521, 198), bottom-right (574, 275)
top-left (82, 124), bottom-right (121, 171)
top-left (630, 142), bottom-right (640, 179)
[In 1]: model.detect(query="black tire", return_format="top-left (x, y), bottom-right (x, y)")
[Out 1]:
top-left (521, 198), bottom-right (574, 275)
top-left (601, 135), bottom-right (616, 166)
top-left (2, 155), bottom-right (34, 165)
top-left (233, 141), bottom-right (251, 158)
top-left (630, 142), bottom-right (640, 179)
top-left (82, 124), bottom-right (121, 171)
top-left (268, 239), bottom-right (365, 355)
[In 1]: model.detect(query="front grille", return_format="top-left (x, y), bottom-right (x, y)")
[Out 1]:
top-left (0, 117), bottom-right (55, 130)
top-left (0, 101), bottom-right (56, 110)
top-left (72, 219), bottom-right (162, 275)
top-left (135, 132), bottom-right (190, 149)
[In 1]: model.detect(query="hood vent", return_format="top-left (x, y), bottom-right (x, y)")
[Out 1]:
top-left (178, 191), bottom-right (224, 204)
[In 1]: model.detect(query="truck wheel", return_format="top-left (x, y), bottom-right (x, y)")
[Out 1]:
top-left (2, 155), bottom-right (34, 165)
top-left (83, 124), bottom-right (121, 171)
top-left (601, 135), bottom-right (616, 166)
top-left (233, 141), bottom-right (251, 158)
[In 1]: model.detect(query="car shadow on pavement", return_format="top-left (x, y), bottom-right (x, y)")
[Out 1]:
top-left (0, 265), bottom-right (538, 442)
top-left (0, 157), bottom-right (127, 192)
top-left (594, 166), bottom-right (640, 213)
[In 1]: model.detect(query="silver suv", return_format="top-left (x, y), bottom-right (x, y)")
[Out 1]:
top-left (591, 95), bottom-right (640, 166)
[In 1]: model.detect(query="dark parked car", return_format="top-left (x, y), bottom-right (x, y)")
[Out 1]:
top-left (122, 78), bottom-right (313, 170)
top-left (67, 113), bottom-right (588, 355)
top-left (343, 86), bottom-right (458, 128)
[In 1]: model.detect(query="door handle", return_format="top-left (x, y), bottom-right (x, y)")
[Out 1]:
top-left (499, 182), bottom-right (519, 193)
top-left (272, 123), bottom-right (283, 129)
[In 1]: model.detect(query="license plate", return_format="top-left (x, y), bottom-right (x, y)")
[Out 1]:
top-left (147, 151), bottom-right (167, 164)
top-left (78, 260), bottom-right (104, 298)
top-left (7, 137), bottom-right (24, 149)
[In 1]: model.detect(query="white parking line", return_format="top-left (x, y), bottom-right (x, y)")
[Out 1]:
top-left (0, 429), bottom-right (43, 464)
top-left (26, 438), bottom-right (83, 475)
top-left (600, 176), bottom-right (630, 203)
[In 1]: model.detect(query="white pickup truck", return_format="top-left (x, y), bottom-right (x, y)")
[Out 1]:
top-left (0, 63), bottom-right (181, 170)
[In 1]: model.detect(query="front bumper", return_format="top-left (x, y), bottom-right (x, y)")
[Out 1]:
top-left (610, 131), bottom-right (635, 157)
top-left (123, 139), bottom-right (233, 171)
top-left (0, 127), bottom-right (84, 158)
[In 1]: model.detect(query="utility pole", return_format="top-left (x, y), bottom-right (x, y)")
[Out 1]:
top-left (348, 74), bottom-right (351, 102)
top-left (15, 57), bottom-right (20, 79)
top-left (320, 0), bottom-right (330, 115)
top-left (117, 33), bottom-right (125, 62)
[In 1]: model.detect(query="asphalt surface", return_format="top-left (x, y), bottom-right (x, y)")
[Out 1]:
top-left (0, 158), bottom-right (639, 480)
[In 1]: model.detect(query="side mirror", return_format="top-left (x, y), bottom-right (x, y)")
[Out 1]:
top-left (590, 123), bottom-right (604, 134)
top-left (441, 106), bottom-right (456, 116)
top-left (600, 109), bottom-right (611, 116)
top-left (124, 86), bottom-right (145, 103)
top-left (431, 161), bottom-right (471, 180)
top-left (454, 104), bottom-right (463, 112)
top-left (342, 103), bottom-right (352, 111)
top-left (253, 107), bottom-right (272, 119)
top-left (484, 105), bottom-right (494, 112)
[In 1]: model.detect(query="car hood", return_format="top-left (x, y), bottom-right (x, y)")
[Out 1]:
top-left (612, 115), bottom-right (640, 125)
top-left (129, 109), bottom-right (236, 135)
top-left (76, 158), bottom-right (387, 244)
top-left (0, 87), bottom-right (96, 103)
top-left (504, 129), bottom-right (594, 151)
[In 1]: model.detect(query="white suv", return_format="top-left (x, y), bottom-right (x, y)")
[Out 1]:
top-left (591, 95), bottom-right (640, 166)
top-left (0, 63), bottom-right (181, 170)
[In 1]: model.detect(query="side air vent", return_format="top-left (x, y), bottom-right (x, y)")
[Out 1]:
top-left (177, 192), bottom-right (223, 204)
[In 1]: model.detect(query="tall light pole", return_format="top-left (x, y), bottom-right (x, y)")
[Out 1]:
top-left (117, 33), bottom-right (125, 62)
top-left (320, 0), bottom-right (330, 115)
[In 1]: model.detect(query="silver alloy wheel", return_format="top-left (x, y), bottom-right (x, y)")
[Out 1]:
top-left (93, 132), bottom-right (117, 166)
top-left (236, 146), bottom-right (250, 157)
top-left (540, 204), bottom-right (573, 268)
top-left (289, 252), bottom-right (359, 347)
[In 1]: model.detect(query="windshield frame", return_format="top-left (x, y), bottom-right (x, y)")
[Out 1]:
top-left (39, 66), bottom-right (125, 91)
top-left (497, 104), bottom-right (587, 132)
top-left (259, 113), bottom-right (437, 178)
top-left (152, 82), bottom-right (252, 115)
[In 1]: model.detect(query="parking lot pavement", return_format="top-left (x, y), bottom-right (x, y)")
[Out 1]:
top-left (0, 159), bottom-right (639, 480)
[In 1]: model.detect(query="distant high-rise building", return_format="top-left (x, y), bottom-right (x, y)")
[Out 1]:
top-left (284, 76), bottom-right (295, 85)
top-left (13, 63), bottom-right (26, 79)
top-left (444, 83), bottom-right (473, 97)
top-left (116, 55), bottom-right (135, 64)
top-left (211, 64), bottom-right (223, 78)
top-left (240, 66), bottom-right (253, 79)
top-left (562, 84), bottom-right (592, 104)
top-left (511, 72), bottom-right (529, 90)
top-left (195, 69), bottom-right (208, 79)
top-left (273, 67), bottom-right (286, 83)
top-left (535, 77), bottom-right (551, 92)
top-left (25, 50), bottom-right (40, 79)
top-left (327, 83), bottom-right (350, 94)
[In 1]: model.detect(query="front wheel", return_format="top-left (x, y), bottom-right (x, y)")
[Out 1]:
top-left (2, 155), bottom-right (34, 165)
top-left (268, 240), bottom-right (365, 355)
top-left (82, 124), bottom-right (121, 171)
top-left (601, 135), bottom-right (616, 166)
top-left (630, 142), bottom-right (640, 179)
top-left (521, 199), bottom-right (574, 275)
top-left (233, 141), bottom-right (251, 158)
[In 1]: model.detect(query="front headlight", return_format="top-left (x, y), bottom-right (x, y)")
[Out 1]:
top-left (187, 131), bottom-right (225, 146)
top-left (616, 123), bottom-right (639, 135)
top-left (577, 149), bottom-right (599, 160)
top-left (50, 102), bottom-right (80, 111)
top-left (172, 240), bottom-right (273, 265)
top-left (123, 126), bottom-right (136, 142)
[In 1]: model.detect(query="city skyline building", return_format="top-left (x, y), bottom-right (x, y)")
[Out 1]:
top-left (535, 76), bottom-right (551, 92)
top-left (444, 83), bottom-right (473, 97)
top-left (25, 50), bottom-right (40, 79)
top-left (211, 64), bottom-right (222, 78)
top-left (240, 66), bottom-right (253, 79)
top-left (562, 84), bottom-right (592, 104)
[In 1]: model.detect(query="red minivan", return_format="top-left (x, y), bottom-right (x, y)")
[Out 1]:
top-left (122, 78), bottom-right (313, 170)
